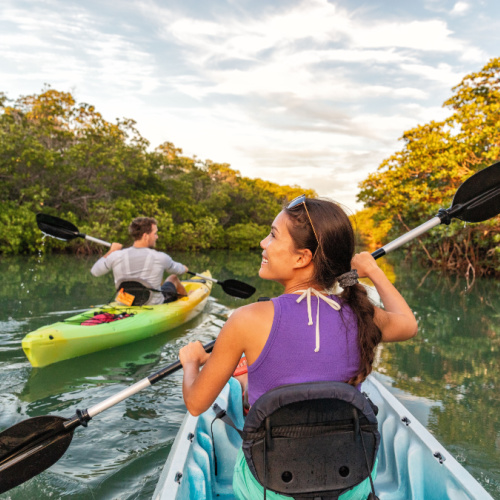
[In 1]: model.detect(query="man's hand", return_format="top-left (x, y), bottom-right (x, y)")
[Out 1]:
top-left (104, 242), bottom-right (123, 258)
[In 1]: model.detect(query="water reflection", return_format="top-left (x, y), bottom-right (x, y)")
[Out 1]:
top-left (373, 258), bottom-right (500, 494)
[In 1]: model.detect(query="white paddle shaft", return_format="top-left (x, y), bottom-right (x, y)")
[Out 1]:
top-left (379, 216), bottom-right (442, 255)
top-left (85, 235), bottom-right (111, 247)
top-left (87, 379), bottom-right (151, 418)
top-left (191, 272), bottom-right (218, 283)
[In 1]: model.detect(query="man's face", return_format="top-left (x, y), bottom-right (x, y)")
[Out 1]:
top-left (147, 224), bottom-right (159, 248)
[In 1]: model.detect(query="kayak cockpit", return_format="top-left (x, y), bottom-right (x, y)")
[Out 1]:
top-left (153, 376), bottom-right (493, 500)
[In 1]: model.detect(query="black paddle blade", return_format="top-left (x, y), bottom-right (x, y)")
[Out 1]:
top-left (220, 279), bottom-right (256, 299)
top-left (0, 416), bottom-right (73, 494)
top-left (36, 213), bottom-right (81, 242)
top-left (451, 161), bottom-right (500, 222)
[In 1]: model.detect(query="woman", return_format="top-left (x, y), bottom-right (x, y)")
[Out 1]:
top-left (179, 196), bottom-right (418, 499)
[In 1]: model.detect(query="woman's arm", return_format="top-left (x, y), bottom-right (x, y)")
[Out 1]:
top-left (352, 252), bottom-right (418, 342)
top-left (179, 301), bottom-right (272, 416)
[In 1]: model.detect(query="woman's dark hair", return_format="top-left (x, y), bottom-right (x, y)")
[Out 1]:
top-left (284, 198), bottom-right (382, 385)
top-left (128, 217), bottom-right (158, 240)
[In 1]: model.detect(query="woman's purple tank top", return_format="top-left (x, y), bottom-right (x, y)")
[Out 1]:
top-left (247, 293), bottom-right (361, 406)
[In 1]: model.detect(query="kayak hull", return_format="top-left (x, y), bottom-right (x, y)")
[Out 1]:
top-left (153, 374), bottom-right (493, 500)
top-left (22, 272), bottom-right (212, 368)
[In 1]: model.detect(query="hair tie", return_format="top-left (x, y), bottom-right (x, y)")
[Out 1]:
top-left (337, 269), bottom-right (359, 288)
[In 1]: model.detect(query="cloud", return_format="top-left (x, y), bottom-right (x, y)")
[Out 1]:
top-left (400, 62), bottom-right (463, 88)
top-left (140, 0), bottom-right (482, 115)
top-left (450, 1), bottom-right (471, 15)
top-left (0, 0), bottom-right (494, 211)
top-left (349, 19), bottom-right (457, 51)
top-left (0, 2), bottom-right (160, 97)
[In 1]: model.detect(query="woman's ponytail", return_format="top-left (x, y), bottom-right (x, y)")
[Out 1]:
top-left (340, 284), bottom-right (382, 386)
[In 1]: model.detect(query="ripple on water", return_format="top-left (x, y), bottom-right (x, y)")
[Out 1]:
top-left (0, 469), bottom-right (95, 500)
top-left (0, 285), bottom-right (234, 499)
top-left (0, 319), bottom-right (28, 336)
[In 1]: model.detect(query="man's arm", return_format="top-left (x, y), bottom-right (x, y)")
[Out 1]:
top-left (90, 243), bottom-right (123, 277)
top-left (161, 253), bottom-right (188, 275)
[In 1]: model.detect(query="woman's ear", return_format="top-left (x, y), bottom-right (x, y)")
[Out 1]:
top-left (294, 248), bottom-right (313, 268)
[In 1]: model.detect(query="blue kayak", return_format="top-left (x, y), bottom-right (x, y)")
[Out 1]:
top-left (153, 375), bottom-right (493, 500)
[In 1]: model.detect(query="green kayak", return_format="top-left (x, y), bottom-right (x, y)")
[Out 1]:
top-left (22, 271), bottom-right (212, 368)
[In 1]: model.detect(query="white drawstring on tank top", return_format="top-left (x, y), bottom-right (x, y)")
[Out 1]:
top-left (296, 288), bottom-right (341, 352)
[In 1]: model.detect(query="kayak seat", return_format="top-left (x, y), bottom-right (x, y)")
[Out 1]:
top-left (245, 381), bottom-right (379, 499)
top-left (116, 279), bottom-right (161, 306)
top-left (214, 381), bottom-right (379, 500)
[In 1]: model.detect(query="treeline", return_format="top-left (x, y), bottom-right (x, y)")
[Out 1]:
top-left (0, 88), bottom-right (314, 254)
top-left (355, 58), bottom-right (500, 277)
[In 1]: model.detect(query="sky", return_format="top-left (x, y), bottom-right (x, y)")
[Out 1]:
top-left (1, 0), bottom-right (499, 211)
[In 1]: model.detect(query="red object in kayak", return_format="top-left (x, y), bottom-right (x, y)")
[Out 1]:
top-left (81, 312), bottom-right (132, 326)
top-left (233, 356), bottom-right (248, 377)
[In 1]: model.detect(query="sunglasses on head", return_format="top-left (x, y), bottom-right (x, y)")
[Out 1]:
top-left (286, 195), bottom-right (320, 256)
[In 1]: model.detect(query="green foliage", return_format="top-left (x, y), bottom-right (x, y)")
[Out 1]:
top-left (0, 202), bottom-right (42, 254)
top-left (225, 222), bottom-right (269, 251)
top-left (0, 87), bottom-right (315, 255)
top-left (357, 58), bottom-right (500, 276)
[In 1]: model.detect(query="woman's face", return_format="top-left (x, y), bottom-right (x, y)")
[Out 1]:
top-left (259, 211), bottom-right (298, 283)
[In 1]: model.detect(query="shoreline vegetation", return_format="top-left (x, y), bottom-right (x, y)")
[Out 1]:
top-left (355, 58), bottom-right (500, 279)
top-left (1, 58), bottom-right (498, 277)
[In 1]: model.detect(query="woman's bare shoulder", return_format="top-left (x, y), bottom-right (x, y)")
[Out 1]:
top-left (227, 300), bottom-right (275, 327)
top-left (221, 300), bottom-right (275, 360)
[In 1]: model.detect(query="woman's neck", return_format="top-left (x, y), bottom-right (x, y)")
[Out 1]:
top-left (283, 281), bottom-right (324, 295)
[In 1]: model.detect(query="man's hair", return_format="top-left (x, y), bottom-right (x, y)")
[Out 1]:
top-left (128, 217), bottom-right (158, 240)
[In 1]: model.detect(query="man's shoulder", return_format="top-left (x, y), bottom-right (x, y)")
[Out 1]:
top-left (145, 248), bottom-right (172, 263)
top-left (151, 248), bottom-right (170, 257)
top-left (127, 246), bottom-right (160, 254)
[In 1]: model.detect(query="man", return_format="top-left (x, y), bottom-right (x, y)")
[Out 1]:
top-left (91, 217), bottom-right (188, 305)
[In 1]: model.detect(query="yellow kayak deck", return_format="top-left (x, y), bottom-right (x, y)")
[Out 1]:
top-left (22, 272), bottom-right (212, 368)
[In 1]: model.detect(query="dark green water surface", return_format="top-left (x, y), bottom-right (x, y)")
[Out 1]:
top-left (0, 251), bottom-right (498, 498)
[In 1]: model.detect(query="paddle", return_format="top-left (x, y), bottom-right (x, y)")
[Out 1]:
top-left (36, 214), bottom-right (256, 299)
top-left (0, 340), bottom-right (215, 494)
top-left (187, 271), bottom-right (256, 299)
top-left (371, 161), bottom-right (500, 259)
top-left (36, 213), bottom-right (111, 247)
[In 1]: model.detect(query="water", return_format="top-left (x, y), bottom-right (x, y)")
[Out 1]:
top-left (0, 252), bottom-right (498, 499)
